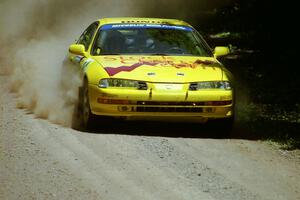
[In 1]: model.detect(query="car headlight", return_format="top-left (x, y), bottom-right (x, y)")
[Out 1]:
top-left (99, 78), bottom-right (148, 90)
top-left (189, 81), bottom-right (231, 90)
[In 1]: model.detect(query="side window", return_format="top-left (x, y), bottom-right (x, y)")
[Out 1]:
top-left (77, 22), bottom-right (98, 51)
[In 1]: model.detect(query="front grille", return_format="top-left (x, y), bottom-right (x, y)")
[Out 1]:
top-left (137, 101), bottom-right (232, 106)
top-left (137, 101), bottom-right (205, 106)
top-left (136, 107), bottom-right (202, 112)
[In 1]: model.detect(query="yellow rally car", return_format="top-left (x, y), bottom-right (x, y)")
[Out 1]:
top-left (68, 17), bottom-right (234, 130)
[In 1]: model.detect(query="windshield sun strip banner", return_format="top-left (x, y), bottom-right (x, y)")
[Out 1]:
top-left (100, 24), bottom-right (193, 31)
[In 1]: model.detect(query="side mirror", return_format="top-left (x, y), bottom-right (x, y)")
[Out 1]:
top-left (69, 44), bottom-right (86, 56)
top-left (214, 46), bottom-right (230, 58)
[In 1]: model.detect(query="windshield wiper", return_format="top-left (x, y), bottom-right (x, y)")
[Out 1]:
top-left (100, 53), bottom-right (121, 55)
top-left (150, 53), bottom-right (170, 56)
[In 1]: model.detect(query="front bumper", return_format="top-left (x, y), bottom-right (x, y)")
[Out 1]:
top-left (88, 84), bottom-right (234, 120)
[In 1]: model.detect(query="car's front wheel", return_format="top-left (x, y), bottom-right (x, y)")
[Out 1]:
top-left (206, 116), bottom-right (234, 138)
top-left (215, 116), bottom-right (235, 138)
top-left (80, 79), bottom-right (97, 130)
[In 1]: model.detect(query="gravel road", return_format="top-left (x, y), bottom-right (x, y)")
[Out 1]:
top-left (1, 75), bottom-right (300, 200)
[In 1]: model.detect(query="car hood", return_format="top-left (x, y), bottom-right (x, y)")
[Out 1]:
top-left (93, 55), bottom-right (224, 83)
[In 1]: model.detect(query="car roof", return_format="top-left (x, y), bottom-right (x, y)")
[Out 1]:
top-left (97, 17), bottom-right (192, 27)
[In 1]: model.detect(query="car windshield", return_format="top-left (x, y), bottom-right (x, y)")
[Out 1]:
top-left (91, 24), bottom-right (212, 56)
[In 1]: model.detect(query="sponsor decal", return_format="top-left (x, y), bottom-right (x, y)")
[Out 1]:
top-left (105, 61), bottom-right (157, 76)
top-left (103, 56), bottom-right (215, 76)
top-left (100, 24), bottom-right (193, 31)
top-left (121, 20), bottom-right (164, 24)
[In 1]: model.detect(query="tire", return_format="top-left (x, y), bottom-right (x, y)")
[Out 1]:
top-left (217, 117), bottom-right (234, 138)
top-left (209, 116), bottom-right (235, 138)
top-left (80, 79), bottom-right (97, 130)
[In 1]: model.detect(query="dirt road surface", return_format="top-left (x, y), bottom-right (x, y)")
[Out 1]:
top-left (1, 75), bottom-right (300, 200)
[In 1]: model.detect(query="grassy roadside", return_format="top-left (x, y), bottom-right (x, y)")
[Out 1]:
top-left (216, 48), bottom-right (300, 150)
top-left (235, 102), bottom-right (300, 150)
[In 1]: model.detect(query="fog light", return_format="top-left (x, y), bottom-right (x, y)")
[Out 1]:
top-left (98, 98), bottom-right (109, 104)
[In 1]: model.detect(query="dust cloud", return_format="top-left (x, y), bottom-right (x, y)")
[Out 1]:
top-left (0, 0), bottom-right (236, 126)
top-left (0, 0), bottom-right (146, 126)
